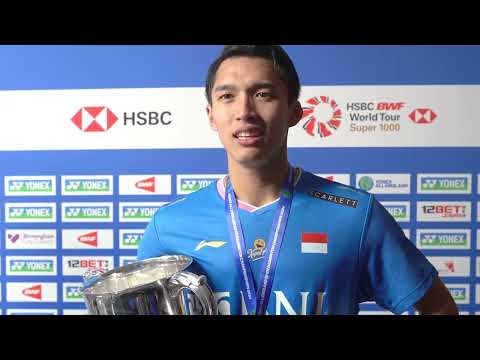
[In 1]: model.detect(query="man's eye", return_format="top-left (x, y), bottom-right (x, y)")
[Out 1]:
top-left (256, 92), bottom-right (272, 98)
top-left (219, 93), bottom-right (233, 100)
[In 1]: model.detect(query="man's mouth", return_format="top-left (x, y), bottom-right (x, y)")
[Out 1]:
top-left (233, 128), bottom-right (265, 146)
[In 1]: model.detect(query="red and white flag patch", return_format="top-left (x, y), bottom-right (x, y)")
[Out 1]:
top-left (301, 232), bottom-right (328, 254)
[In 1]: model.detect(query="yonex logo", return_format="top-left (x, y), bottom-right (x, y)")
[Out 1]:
top-left (66, 286), bottom-right (83, 299)
top-left (385, 205), bottom-right (407, 219)
top-left (123, 207), bottom-right (157, 219)
top-left (65, 179), bottom-right (110, 192)
top-left (71, 107), bottom-right (118, 132)
top-left (449, 288), bottom-right (466, 301)
top-left (10, 260), bottom-right (54, 273)
top-left (408, 108), bottom-right (436, 124)
top-left (180, 179), bottom-right (216, 192)
top-left (65, 207), bottom-right (110, 219)
top-left (420, 233), bottom-right (467, 246)
top-left (8, 180), bottom-right (53, 193)
top-left (122, 233), bottom-right (142, 246)
top-left (420, 177), bottom-right (468, 191)
top-left (9, 207), bottom-right (52, 219)
top-left (301, 96), bottom-right (342, 138)
top-left (22, 285), bottom-right (42, 300)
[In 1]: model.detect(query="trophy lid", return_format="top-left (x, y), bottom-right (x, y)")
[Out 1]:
top-left (82, 255), bottom-right (192, 296)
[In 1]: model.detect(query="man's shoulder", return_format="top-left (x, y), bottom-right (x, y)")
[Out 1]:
top-left (154, 181), bottom-right (221, 218)
top-left (299, 170), bottom-right (372, 204)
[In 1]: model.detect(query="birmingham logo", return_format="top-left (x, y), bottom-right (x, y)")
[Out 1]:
top-left (301, 96), bottom-right (342, 138)
top-left (71, 107), bottom-right (118, 132)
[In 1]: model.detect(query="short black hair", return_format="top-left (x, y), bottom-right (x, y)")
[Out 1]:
top-left (205, 45), bottom-right (300, 105)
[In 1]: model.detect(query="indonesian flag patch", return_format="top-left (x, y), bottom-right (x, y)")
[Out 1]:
top-left (301, 232), bottom-right (328, 254)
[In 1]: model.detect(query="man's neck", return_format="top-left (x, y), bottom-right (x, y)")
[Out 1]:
top-left (227, 156), bottom-right (290, 208)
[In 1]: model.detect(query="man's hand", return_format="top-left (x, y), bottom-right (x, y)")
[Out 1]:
top-left (414, 278), bottom-right (459, 315)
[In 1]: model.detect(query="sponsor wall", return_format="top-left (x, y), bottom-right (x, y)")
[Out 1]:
top-left (0, 45), bottom-right (479, 315)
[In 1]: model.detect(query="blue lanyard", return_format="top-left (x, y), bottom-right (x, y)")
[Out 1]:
top-left (225, 167), bottom-right (294, 315)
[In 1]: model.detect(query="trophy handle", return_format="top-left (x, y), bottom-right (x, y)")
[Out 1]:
top-left (168, 271), bottom-right (217, 315)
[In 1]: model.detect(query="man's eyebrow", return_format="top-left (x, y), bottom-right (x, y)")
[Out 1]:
top-left (214, 84), bottom-right (236, 93)
top-left (214, 82), bottom-right (275, 93)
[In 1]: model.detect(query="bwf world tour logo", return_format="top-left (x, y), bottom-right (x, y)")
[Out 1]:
top-left (71, 107), bottom-right (118, 132)
top-left (301, 96), bottom-right (342, 138)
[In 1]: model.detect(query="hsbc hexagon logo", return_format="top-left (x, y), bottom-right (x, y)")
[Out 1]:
top-left (71, 107), bottom-right (118, 132)
top-left (408, 108), bottom-right (437, 124)
top-left (301, 96), bottom-right (342, 138)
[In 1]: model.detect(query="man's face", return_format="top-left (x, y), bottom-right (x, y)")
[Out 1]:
top-left (207, 56), bottom-right (302, 168)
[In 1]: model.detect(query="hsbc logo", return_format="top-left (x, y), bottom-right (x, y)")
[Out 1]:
top-left (7, 282), bottom-right (57, 302)
top-left (72, 107), bottom-right (118, 132)
top-left (417, 201), bottom-right (471, 222)
top-left (62, 229), bottom-right (113, 249)
top-left (71, 107), bottom-right (172, 132)
top-left (408, 108), bottom-right (436, 124)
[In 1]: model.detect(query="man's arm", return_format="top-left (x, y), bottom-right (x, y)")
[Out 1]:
top-left (414, 278), bottom-right (459, 315)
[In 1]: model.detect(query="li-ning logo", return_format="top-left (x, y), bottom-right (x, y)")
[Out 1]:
top-left (78, 231), bottom-right (98, 247)
top-left (408, 108), bottom-right (436, 124)
top-left (22, 285), bottom-right (42, 300)
top-left (71, 107), bottom-right (118, 132)
top-left (301, 96), bottom-right (342, 138)
top-left (135, 177), bottom-right (155, 193)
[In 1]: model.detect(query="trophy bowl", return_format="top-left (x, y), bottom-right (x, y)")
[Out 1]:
top-left (81, 255), bottom-right (217, 315)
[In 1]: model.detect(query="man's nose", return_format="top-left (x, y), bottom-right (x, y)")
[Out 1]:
top-left (235, 94), bottom-right (256, 121)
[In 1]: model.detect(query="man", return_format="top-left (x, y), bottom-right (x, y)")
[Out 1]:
top-left (138, 45), bottom-right (458, 315)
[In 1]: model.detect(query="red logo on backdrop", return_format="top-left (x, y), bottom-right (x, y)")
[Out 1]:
top-left (78, 231), bottom-right (98, 247)
top-left (301, 96), bottom-right (342, 138)
top-left (408, 108), bottom-right (437, 124)
top-left (23, 284), bottom-right (42, 300)
top-left (135, 177), bottom-right (156, 193)
top-left (445, 261), bottom-right (455, 273)
top-left (71, 107), bottom-right (118, 132)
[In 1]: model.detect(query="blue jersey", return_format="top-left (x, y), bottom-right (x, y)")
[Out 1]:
top-left (138, 168), bottom-right (438, 315)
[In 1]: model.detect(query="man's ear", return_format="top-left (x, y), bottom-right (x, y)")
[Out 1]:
top-left (207, 105), bottom-right (218, 131)
top-left (288, 101), bottom-right (303, 128)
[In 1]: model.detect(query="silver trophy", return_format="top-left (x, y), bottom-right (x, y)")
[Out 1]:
top-left (81, 255), bottom-right (217, 315)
